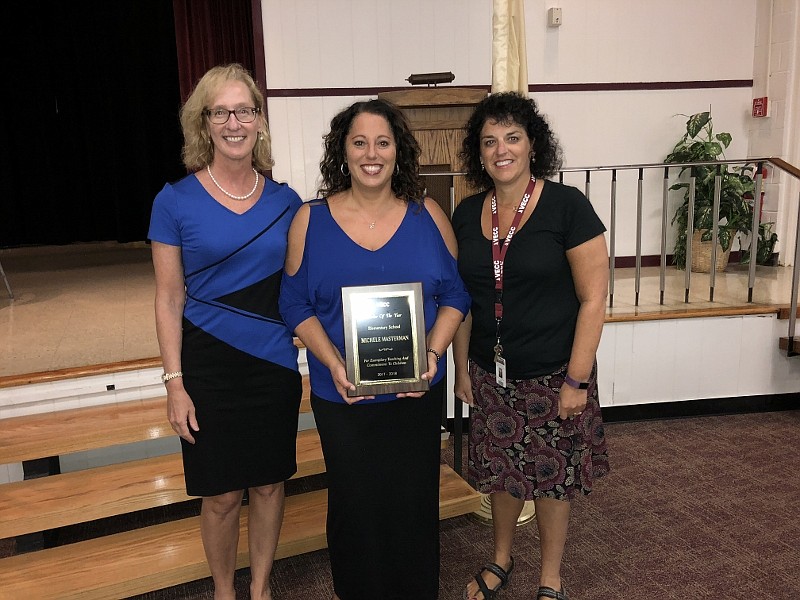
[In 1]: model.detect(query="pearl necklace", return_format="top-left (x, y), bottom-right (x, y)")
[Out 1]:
top-left (206, 165), bottom-right (259, 200)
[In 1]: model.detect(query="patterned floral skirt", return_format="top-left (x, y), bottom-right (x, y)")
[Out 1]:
top-left (468, 360), bottom-right (610, 501)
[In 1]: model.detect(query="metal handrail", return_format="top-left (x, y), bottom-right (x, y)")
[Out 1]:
top-left (427, 157), bottom-right (798, 348)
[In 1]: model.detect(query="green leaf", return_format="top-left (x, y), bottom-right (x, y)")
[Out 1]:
top-left (688, 141), bottom-right (706, 158)
top-left (686, 112), bottom-right (710, 138)
top-left (726, 177), bottom-right (745, 195)
top-left (716, 132), bottom-right (732, 148)
top-left (704, 141), bottom-right (723, 158)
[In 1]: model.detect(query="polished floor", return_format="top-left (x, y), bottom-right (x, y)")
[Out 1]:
top-left (0, 242), bottom-right (797, 378)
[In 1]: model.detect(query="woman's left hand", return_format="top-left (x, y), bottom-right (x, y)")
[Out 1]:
top-left (558, 383), bottom-right (588, 420)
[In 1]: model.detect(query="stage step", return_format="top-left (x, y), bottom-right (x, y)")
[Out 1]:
top-left (0, 378), bottom-right (310, 465)
top-left (0, 464), bottom-right (479, 599)
top-left (0, 429), bottom-right (324, 539)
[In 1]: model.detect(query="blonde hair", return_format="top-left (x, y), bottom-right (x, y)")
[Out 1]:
top-left (179, 63), bottom-right (273, 172)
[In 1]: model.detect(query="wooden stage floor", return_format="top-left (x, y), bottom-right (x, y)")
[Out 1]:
top-left (0, 242), bottom-right (796, 379)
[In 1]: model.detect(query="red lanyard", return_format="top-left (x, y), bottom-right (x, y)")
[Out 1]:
top-left (491, 175), bottom-right (536, 323)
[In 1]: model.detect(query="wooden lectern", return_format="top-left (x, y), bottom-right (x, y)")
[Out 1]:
top-left (378, 88), bottom-right (487, 217)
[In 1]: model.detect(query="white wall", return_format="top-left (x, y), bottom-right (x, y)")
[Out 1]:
top-left (597, 314), bottom-right (800, 407)
top-left (444, 313), bottom-right (800, 418)
top-left (260, 0), bottom-right (766, 257)
top-left (528, 1), bottom-right (755, 83)
top-left (750, 0), bottom-right (800, 265)
top-left (261, 0), bottom-right (756, 88)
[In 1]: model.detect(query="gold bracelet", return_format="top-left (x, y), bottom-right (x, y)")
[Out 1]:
top-left (161, 371), bottom-right (183, 384)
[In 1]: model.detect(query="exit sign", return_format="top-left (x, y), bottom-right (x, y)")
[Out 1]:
top-left (752, 97), bottom-right (769, 118)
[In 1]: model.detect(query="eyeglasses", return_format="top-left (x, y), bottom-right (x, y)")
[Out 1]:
top-left (204, 107), bottom-right (260, 124)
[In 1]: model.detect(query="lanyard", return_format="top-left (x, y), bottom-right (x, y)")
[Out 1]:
top-left (490, 175), bottom-right (536, 358)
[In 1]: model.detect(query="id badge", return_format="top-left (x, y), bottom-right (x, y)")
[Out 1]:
top-left (495, 356), bottom-right (507, 387)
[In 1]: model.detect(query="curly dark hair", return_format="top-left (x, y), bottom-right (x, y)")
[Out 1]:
top-left (459, 91), bottom-right (563, 190)
top-left (318, 99), bottom-right (425, 205)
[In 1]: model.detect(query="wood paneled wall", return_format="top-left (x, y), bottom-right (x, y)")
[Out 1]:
top-left (379, 88), bottom-right (487, 213)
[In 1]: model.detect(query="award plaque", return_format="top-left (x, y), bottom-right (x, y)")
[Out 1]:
top-left (341, 282), bottom-right (429, 397)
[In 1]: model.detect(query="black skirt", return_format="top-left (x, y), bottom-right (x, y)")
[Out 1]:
top-left (180, 320), bottom-right (302, 497)
top-left (311, 381), bottom-right (444, 600)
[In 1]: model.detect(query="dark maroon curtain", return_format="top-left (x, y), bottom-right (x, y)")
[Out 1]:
top-left (172, 0), bottom-right (257, 103)
top-left (0, 1), bottom-right (185, 247)
top-left (0, 1), bottom-right (266, 248)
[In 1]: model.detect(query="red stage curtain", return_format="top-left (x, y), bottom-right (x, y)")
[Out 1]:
top-left (172, 0), bottom-right (257, 103)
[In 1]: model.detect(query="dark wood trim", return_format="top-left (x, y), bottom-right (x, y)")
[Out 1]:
top-left (613, 254), bottom-right (665, 268)
top-left (266, 85), bottom-right (490, 98)
top-left (529, 79), bottom-right (753, 92)
top-left (265, 80), bottom-right (753, 99)
top-left (769, 156), bottom-right (800, 179)
top-left (778, 336), bottom-right (799, 354)
top-left (777, 305), bottom-right (800, 320)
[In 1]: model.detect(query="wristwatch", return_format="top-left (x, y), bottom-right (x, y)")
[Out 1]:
top-left (563, 373), bottom-right (589, 390)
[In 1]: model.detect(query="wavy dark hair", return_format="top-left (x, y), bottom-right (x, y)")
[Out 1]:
top-left (459, 91), bottom-right (563, 190)
top-left (318, 99), bottom-right (425, 205)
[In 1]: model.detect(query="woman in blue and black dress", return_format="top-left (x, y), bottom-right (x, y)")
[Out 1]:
top-left (279, 99), bottom-right (470, 600)
top-left (148, 64), bottom-right (302, 600)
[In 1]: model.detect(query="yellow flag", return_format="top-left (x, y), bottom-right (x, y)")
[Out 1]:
top-left (492, 0), bottom-right (528, 94)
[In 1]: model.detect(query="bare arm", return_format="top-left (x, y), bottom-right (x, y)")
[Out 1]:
top-left (284, 203), bottom-right (372, 404)
top-left (152, 241), bottom-right (198, 442)
top-left (452, 312), bottom-right (474, 406)
top-left (560, 233), bottom-right (609, 418)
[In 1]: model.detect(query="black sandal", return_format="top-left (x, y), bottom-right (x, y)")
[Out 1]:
top-left (537, 583), bottom-right (568, 600)
top-left (464, 557), bottom-right (515, 600)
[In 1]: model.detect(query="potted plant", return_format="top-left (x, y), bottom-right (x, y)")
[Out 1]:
top-left (664, 111), bottom-right (759, 271)
top-left (741, 221), bottom-right (779, 266)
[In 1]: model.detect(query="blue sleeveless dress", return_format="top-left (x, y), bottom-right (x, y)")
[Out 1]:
top-left (280, 199), bottom-right (470, 599)
top-left (280, 199), bottom-right (470, 403)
